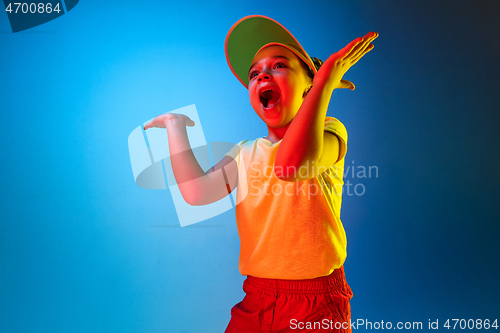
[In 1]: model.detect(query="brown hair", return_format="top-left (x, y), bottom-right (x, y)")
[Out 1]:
top-left (307, 57), bottom-right (323, 79)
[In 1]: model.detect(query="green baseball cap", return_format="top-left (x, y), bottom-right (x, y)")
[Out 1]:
top-left (225, 15), bottom-right (317, 88)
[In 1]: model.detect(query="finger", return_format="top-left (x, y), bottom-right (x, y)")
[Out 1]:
top-left (341, 33), bottom-right (375, 60)
top-left (350, 44), bottom-right (374, 66)
top-left (349, 40), bottom-right (374, 62)
top-left (342, 32), bottom-right (378, 61)
top-left (339, 80), bottom-right (355, 90)
top-left (363, 31), bottom-right (379, 40)
top-left (144, 122), bottom-right (152, 130)
top-left (342, 43), bottom-right (366, 61)
top-left (342, 37), bottom-right (369, 60)
top-left (343, 32), bottom-right (377, 61)
top-left (338, 37), bottom-right (363, 59)
top-left (181, 115), bottom-right (196, 127)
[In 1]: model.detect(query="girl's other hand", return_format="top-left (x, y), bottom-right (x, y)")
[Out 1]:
top-left (314, 31), bottom-right (379, 90)
top-left (143, 113), bottom-right (195, 130)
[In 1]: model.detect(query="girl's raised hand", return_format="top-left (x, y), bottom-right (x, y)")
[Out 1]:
top-left (314, 31), bottom-right (378, 90)
top-left (143, 113), bottom-right (195, 130)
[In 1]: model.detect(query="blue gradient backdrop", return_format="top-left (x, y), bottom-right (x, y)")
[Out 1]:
top-left (1, 0), bottom-right (499, 332)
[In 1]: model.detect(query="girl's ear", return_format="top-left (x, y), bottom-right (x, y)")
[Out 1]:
top-left (303, 85), bottom-right (313, 98)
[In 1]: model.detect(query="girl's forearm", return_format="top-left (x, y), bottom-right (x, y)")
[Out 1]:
top-left (275, 32), bottom-right (378, 176)
top-left (275, 80), bottom-right (335, 170)
top-left (165, 120), bottom-right (207, 204)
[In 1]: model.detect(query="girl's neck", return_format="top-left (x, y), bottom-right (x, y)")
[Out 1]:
top-left (264, 123), bottom-right (290, 143)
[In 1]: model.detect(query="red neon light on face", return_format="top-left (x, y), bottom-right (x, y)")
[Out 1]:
top-left (248, 46), bottom-right (312, 129)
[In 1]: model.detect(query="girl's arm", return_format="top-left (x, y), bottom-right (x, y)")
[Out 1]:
top-left (274, 32), bottom-right (378, 181)
top-left (144, 114), bottom-right (238, 205)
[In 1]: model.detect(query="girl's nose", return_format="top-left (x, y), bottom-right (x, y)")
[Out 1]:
top-left (257, 72), bottom-right (271, 82)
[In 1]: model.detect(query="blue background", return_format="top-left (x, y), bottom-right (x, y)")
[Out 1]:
top-left (1, 0), bottom-right (499, 332)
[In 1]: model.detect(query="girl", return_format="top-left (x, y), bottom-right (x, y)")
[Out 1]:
top-left (144, 15), bottom-right (377, 333)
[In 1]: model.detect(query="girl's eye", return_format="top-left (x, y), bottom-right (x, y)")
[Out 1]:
top-left (273, 62), bottom-right (287, 69)
top-left (249, 71), bottom-right (258, 80)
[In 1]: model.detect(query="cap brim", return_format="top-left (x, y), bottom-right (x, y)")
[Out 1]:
top-left (225, 15), bottom-right (317, 88)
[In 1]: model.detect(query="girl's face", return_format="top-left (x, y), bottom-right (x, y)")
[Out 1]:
top-left (248, 45), bottom-right (312, 129)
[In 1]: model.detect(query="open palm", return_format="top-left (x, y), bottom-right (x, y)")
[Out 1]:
top-left (314, 32), bottom-right (379, 90)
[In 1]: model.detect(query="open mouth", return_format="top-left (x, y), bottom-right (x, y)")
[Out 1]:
top-left (260, 89), bottom-right (281, 109)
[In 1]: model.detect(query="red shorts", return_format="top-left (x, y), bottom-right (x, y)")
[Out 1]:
top-left (225, 266), bottom-right (353, 333)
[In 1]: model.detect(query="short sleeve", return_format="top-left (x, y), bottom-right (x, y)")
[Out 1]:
top-left (224, 140), bottom-right (248, 160)
top-left (324, 117), bottom-right (348, 163)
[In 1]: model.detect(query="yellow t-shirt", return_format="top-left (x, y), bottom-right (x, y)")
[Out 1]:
top-left (224, 117), bottom-right (348, 279)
